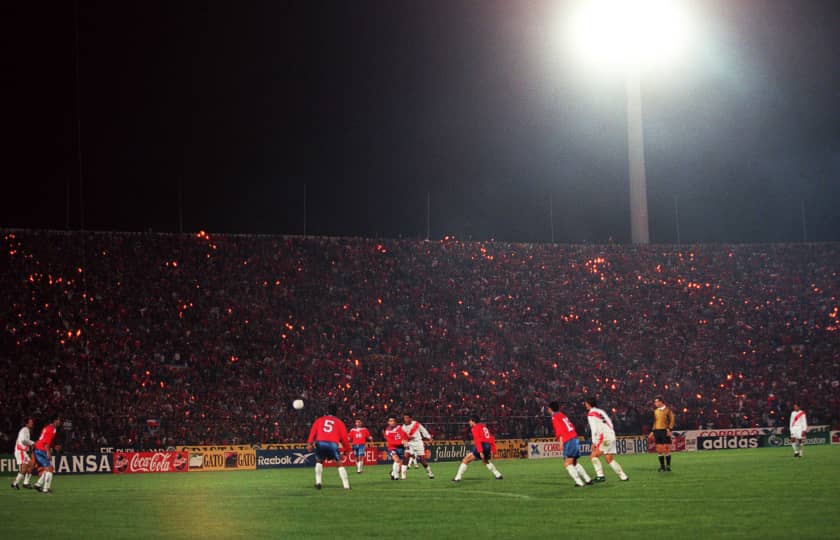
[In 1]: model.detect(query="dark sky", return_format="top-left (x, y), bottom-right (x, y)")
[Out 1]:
top-left (4, 0), bottom-right (839, 243)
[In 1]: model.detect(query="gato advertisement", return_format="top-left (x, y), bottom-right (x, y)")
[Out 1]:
top-left (189, 450), bottom-right (256, 471)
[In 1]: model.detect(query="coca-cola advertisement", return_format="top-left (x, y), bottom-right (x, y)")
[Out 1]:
top-left (113, 451), bottom-right (190, 474)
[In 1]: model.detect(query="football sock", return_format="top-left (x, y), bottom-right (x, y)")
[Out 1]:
top-left (23, 473), bottom-right (31, 485)
top-left (35, 474), bottom-right (44, 488)
top-left (337, 466), bottom-right (350, 489)
top-left (13, 473), bottom-right (23, 486)
top-left (44, 472), bottom-right (53, 490)
top-left (566, 464), bottom-right (584, 486)
top-left (590, 458), bottom-right (604, 477)
top-left (665, 455), bottom-right (671, 466)
top-left (609, 460), bottom-right (628, 479)
top-left (315, 463), bottom-right (323, 485)
top-left (486, 462), bottom-right (502, 478)
top-left (575, 463), bottom-right (591, 483)
top-left (391, 462), bottom-right (399, 478)
top-left (357, 461), bottom-right (363, 473)
top-left (400, 464), bottom-right (407, 478)
top-left (424, 464), bottom-right (433, 476)
top-left (658, 455), bottom-right (665, 468)
top-left (454, 463), bottom-right (468, 480)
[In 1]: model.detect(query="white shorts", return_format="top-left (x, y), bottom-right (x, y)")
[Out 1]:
top-left (406, 441), bottom-right (425, 458)
top-left (790, 431), bottom-right (806, 440)
top-left (15, 449), bottom-right (30, 467)
top-left (595, 436), bottom-right (617, 455)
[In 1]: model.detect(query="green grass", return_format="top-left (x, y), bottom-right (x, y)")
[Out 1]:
top-left (2, 447), bottom-right (838, 539)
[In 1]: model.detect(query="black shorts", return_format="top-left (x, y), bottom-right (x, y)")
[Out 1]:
top-left (653, 429), bottom-right (671, 445)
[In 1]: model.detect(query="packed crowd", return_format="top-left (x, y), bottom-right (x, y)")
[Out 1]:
top-left (1, 230), bottom-right (838, 451)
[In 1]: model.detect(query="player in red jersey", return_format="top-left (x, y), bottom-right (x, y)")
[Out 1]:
top-left (349, 419), bottom-right (373, 474)
top-left (548, 401), bottom-right (593, 487)
top-left (452, 416), bottom-right (503, 482)
top-left (33, 415), bottom-right (61, 494)
top-left (306, 404), bottom-right (351, 490)
top-left (384, 416), bottom-right (409, 480)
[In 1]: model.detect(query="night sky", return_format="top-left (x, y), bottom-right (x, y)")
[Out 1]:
top-left (4, 1), bottom-right (839, 243)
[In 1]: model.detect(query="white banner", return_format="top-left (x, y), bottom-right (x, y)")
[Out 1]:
top-left (527, 440), bottom-right (566, 459)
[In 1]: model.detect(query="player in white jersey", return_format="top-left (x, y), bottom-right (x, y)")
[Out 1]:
top-left (789, 403), bottom-right (808, 458)
top-left (584, 398), bottom-right (628, 482)
top-left (11, 418), bottom-right (35, 490)
top-left (402, 413), bottom-right (435, 479)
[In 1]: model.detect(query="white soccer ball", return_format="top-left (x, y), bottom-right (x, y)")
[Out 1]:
top-left (292, 399), bottom-right (305, 410)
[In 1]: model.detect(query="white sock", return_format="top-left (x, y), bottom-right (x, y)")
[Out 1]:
top-left (426, 464), bottom-right (434, 476)
top-left (356, 460), bottom-right (362, 473)
top-left (337, 466), bottom-right (350, 489)
top-left (23, 473), bottom-right (31, 485)
top-left (44, 472), bottom-right (53, 490)
top-left (400, 464), bottom-right (407, 478)
top-left (454, 462), bottom-right (468, 480)
top-left (392, 462), bottom-right (399, 478)
top-left (14, 473), bottom-right (23, 486)
top-left (609, 460), bottom-right (628, 479)
top-left (315, 463), bottom-right (323, 485)
top-left (485, 462), bottom-right (502, 478)
top-left (35, 474), bottom-right (44, 487)
top-left (576, 463), bottom-right (591, 483)
top-left (591, 458), bottom-right (604, 477)
top-left (566, 464), bottom-right (584, 486)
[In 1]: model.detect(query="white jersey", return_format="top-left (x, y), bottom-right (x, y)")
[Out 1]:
top-left (789, 410), bottom-right (808, 436)
top-left (402, 421), bottom-right (431, 443)
top-left (586, 407), bottom-right (616, 442)
top-left (14, 427), bottom-right (34, 466)
top-left (15, 427), bottom-right (33, 452)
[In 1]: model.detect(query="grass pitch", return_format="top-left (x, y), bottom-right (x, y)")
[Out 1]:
top-left (2, 446), bottom-right (838, 539)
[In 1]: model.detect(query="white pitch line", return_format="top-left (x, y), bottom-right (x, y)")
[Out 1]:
top-left (469, 490), bottom-right (532, 500)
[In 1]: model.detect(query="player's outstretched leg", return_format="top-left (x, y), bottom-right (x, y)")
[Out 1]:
top-left (314, 462), bottom-right (324, 489)
top-left (485, 461), bottom-right (503, 479)
top-left (564, 457), bottom-right (585, 487)
top-left (337, 466), bottom-right (351, 490)
top-left (575, 463), bottom-right (592, 484)
top-left (418, 457), bottom-right (434, 478)
top-left (453, 453), bottom-right (475, 482)
top-left (608, 458), bottom-right (629, 480)
top-left (590, 457), bottom-right (605, 481)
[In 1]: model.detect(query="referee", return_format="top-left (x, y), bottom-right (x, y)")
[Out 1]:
top-left (650, 396), bottom-right (675, 472)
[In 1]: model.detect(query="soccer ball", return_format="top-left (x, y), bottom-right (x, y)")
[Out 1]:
top-left (293, 399), bottom-right (305, 410)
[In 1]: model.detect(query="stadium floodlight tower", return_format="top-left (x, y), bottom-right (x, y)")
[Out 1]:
top-left (566, 0), bottom-right (695, 244)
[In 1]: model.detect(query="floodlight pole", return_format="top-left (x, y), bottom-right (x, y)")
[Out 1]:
top-left (626, 63), bottom-right (650, 244)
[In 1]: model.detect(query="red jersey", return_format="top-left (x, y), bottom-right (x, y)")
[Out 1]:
top-left (471, 423), bottom-right (497, 453)
top-left (384, 426), bottom-right (407, 449)
top-left (307, 415), bottom-right (350, 451)
top-left (552, 412), bottom-right (578, 443)
top-left (34, 424), bottom-right (56, 451)
top-left (349, 427), bottom-right (372, 445)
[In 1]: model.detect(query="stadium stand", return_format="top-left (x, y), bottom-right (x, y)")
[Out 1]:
top-left (1, 230), bottom-right (838, 450)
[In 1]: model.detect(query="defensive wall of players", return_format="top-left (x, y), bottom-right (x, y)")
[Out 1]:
top-left (2, 427), bottom-right (835, 476)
